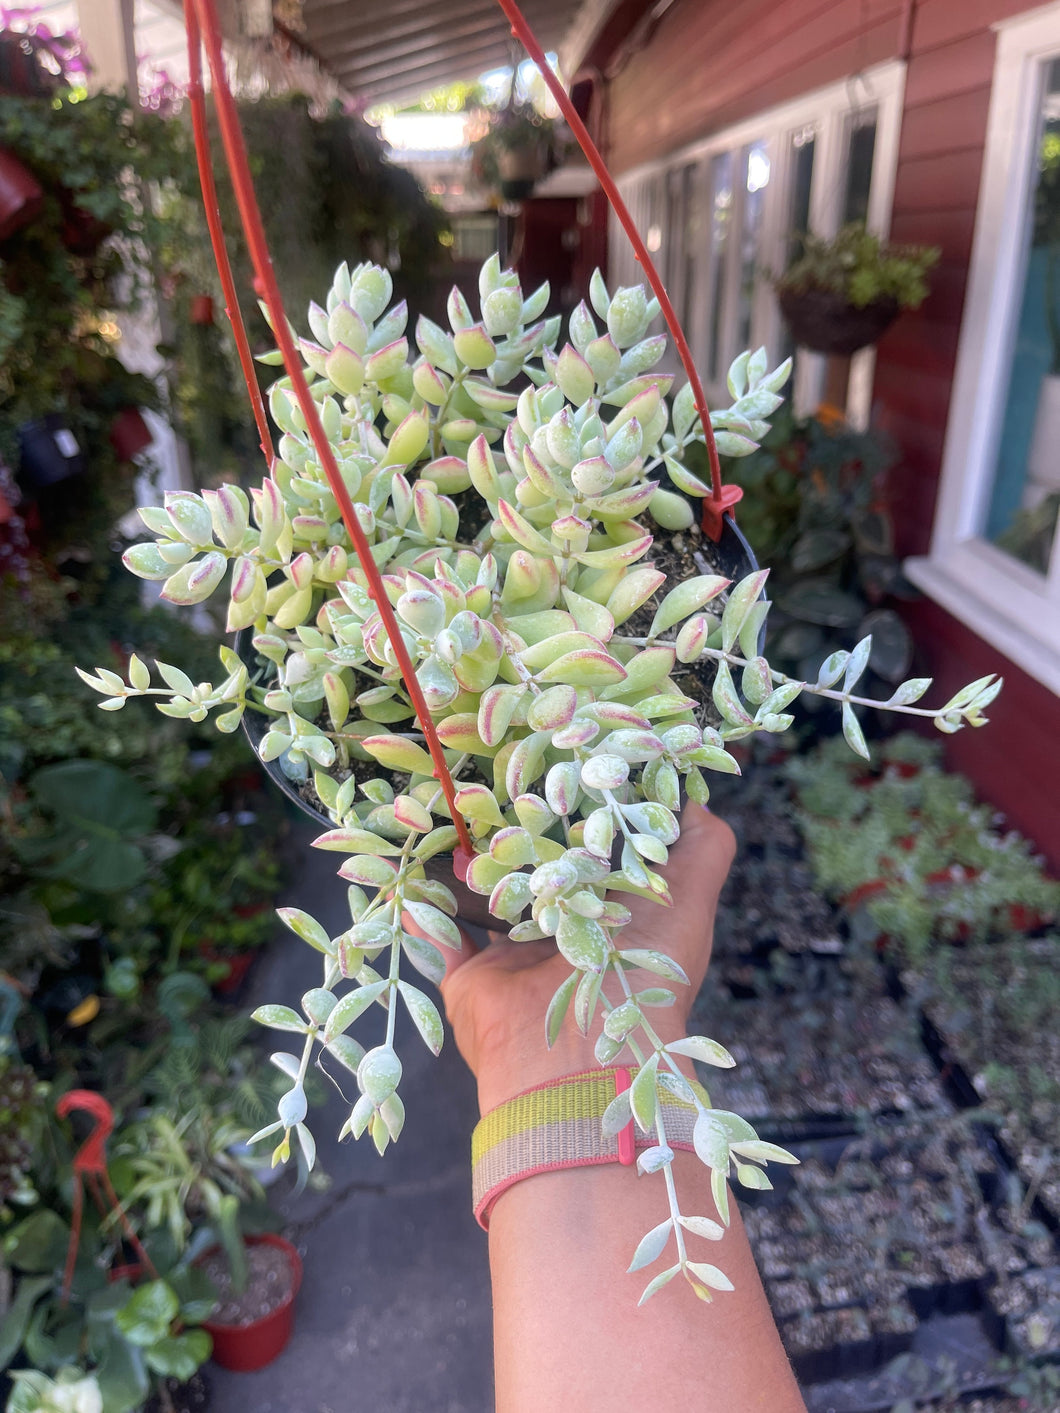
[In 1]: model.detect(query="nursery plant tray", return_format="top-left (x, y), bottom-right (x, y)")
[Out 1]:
top-left (802, 1313), bottom-right (1003, 1412)
top-left (737, 1120), bottom-right (1059, 1389)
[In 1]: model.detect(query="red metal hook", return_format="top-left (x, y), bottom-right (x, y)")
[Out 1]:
top-left (56, 1091), bottom-right (157, 1301)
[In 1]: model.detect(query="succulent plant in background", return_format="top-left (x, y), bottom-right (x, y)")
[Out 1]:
top-left (78, 256), bottom-right (1000, 1302)
top-left (775, 223), bottom-right (940, 356)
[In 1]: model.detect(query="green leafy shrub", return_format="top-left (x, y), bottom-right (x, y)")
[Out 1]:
top-left (776, 224), bottom-right (939, 311)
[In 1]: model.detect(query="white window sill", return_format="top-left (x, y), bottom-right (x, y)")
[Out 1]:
top-left (905, 547), bottom-right (1060, 697)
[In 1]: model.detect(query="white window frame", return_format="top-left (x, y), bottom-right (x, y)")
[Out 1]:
top-left (608, 60), bottom-right (906, 428)
top-left (905, 2), bottom-right (1060, 697)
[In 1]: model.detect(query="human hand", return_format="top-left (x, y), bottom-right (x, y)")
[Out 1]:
top-left (407, 803), bottom-right (736, 1115)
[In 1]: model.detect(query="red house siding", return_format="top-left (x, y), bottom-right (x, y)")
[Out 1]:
top-left (591, 0), bottom-right (1060, 864)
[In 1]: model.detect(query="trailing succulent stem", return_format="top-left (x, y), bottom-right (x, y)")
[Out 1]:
top-left (79, 256), bottom-right (999, 1302)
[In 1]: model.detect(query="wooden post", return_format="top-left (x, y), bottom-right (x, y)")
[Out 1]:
top-left (76, 0), bottom-right (137, 95)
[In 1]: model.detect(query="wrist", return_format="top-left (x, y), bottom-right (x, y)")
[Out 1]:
top-left (474, 1007), bottom-right (692, 1117)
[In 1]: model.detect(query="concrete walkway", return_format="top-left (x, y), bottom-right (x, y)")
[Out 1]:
top-left (207, 825), bottom-right (495, 1413)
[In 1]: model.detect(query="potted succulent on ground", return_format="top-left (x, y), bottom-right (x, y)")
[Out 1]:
top-left (196, 1196), bottom-right (302, 1373)
top-left (775, 224), bottom-right (939, 356)
top-left (78, 245), bottom-right (1000, 1303)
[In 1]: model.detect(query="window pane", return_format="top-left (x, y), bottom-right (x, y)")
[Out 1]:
top-left (778, 125), bottom-right (816, 367)
top-left (736, 141), bottom-right (770, 352)
top-left (984, 58), bottom-right (1060, 574)
top-left (679, 163), bottom-right (700, 333)
top-left (843, 114), bottom-right (877, 225)
top-left (789, 125), bottom-right (816, 255)
top-left (707, 151), bottom-right (734, 383)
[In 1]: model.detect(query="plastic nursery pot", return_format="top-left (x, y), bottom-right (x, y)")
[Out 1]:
top-left (0, 147), bottom-right (43, 240)
top-left (200, 1234), bottom-right (302, 1372)
top-left (777, 286), bottom-right (900, 357)
top-left (16, 414), bottom-right (87, 490)
top-left (197, 943), bottom-right (256, 996)
top-left (109, 407), bottom-right (153, 462)
top-left (234, 513), bottom-right (759, 933)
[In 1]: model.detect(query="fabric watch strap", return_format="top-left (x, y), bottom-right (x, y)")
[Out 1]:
top-left (471, 1066), bottom-right (696, 1230)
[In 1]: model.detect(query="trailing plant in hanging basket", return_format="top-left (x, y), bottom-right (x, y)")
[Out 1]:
top-left (775, 224), bottom-right (939, 356)
top-left (74, 0), bottom-right (1001, 1311)
top-left (78, 254), bottom-right (1001, 1304)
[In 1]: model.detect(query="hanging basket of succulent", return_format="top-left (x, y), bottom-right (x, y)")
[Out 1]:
top-left (774, 224), bottom-right (939, 356)
top-left (75, 0), bottom-right (1003, 1312)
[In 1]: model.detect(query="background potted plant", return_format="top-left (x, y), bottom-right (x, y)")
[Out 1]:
top-left (774, 223), bottom-right (939, 356)
top-left (195, 1196), bottom-right (302, 1373)
top-left (0, 25), bottom-right (188, 560)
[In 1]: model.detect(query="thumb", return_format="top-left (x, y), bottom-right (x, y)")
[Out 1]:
top-left (661, 801), bottom-right (736, 918)
top-left (401, 908), bottom-right (479, 983)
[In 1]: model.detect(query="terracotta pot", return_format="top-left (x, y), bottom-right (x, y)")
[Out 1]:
top-left (777, 286), bottom-right (900, 356)
top-left (0, 147), bottom-right (42, 240)
top-left (201, 1234), bottom-right (302, 1372)
top-left (109, 407), bottom-right (153, 462)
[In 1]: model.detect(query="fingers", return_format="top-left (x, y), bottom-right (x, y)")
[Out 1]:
top-left (623, 801), bottom-right (735, 928)
top-left (401, 908), bottom-right (478, 983)
top-left (666, 800), bottom-right (736, 912)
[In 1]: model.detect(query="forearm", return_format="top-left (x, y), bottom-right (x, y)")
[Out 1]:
top-left (488, 1153), bottom-right (806, 1413)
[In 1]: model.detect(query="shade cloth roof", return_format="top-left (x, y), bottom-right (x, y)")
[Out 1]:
top-left (298, 0), bottom-right (604, 107)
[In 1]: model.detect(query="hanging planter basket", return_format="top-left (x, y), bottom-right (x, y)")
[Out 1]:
top-left (777, 286), bottom-right (900, 357)
top-left (190, 294), bottom-right (216, 325)
top-left (58, 191), bottom-right (113, 258)
top-left (0, 147), bottom-right (43, 241)
top-left (497, 145), bottom-right (548, 201)
top-left (109, 407), bottom-right (153, 462)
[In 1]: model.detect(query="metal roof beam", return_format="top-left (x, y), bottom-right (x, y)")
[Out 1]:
top-left (338, 39), bottom-right (514, 96)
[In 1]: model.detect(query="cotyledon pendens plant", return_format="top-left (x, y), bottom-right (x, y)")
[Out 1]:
top-left (78, 256), bottom-right (1000, 1303)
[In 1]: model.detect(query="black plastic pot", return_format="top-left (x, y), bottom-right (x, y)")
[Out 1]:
top-left (777, 286), bottom-right (900, 356)
top-left (235, 513), bottom-right (760, 928)
top-left (16, 414), bottom-right (87, 490)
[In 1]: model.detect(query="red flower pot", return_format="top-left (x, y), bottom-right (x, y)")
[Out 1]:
top-left (0, 147), bottom-right (43, 240)
top-left (109, 408), bottom-right (153, 461)
top-left (190, 294), bottom-right (215, 325)
top-left (198, 944), bottom-right (256, 996)
top-left (202, 1234), bottom-right (302, 1372)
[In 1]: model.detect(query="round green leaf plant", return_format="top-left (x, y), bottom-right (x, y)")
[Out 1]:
top-left (78, 255), bottom-right (1000, 1303)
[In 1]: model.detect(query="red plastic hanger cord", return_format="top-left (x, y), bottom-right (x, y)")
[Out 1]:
top-left (185, 7), bottom-right (275, 471)
top-left (493, 0), bottom-right (740, 539)
top-left (184, 0), bottom-right (474, 858)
